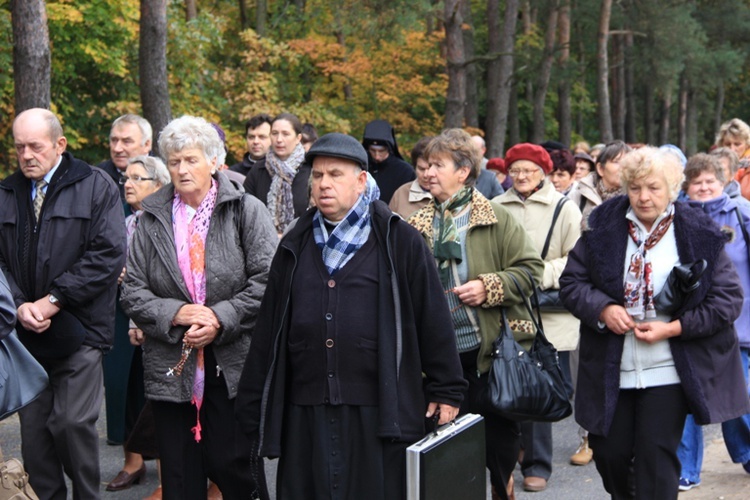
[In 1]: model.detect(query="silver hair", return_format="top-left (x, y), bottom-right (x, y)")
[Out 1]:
top-left (128, 155), bottom-right (170, 186)
top-left (112, 114), bottom-right (153, 147)
top-left (158, 115), bottom-right (225, 168)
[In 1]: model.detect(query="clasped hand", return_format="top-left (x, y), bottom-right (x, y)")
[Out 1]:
top-left (173, 304), bottom-right (220, 349)
top-left (599, 304), bottom-right (681, 343)
top-left (17, 295), bottom-right (61, 333)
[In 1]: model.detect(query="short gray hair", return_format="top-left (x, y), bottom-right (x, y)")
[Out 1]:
top-left (112, 114), bottom-right (152, 147)
top-left (128, 155), bottom-right (170, 186)
top-left (158, 115), bottom-right (225, 167)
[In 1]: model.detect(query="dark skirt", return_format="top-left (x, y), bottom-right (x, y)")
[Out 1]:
top-left (278, 404), bottom-right (409, 500)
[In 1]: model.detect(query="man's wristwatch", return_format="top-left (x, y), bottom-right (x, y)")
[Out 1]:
top-left (49, 294), bottom-right (60, 306)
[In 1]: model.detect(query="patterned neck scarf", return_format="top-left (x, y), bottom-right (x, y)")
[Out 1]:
top-left (514, 179), bottom-right (545, 202)
top-left (172, 179), bottom-right (218, 442)
top-left (266, 142), bottom-right (306, 233)
top-left (432, 186), bottom-right (473, 287)
top-left (623, 204), bottom-right (674, 320)
top-left (596, 178), bottom-right (622, 202)
top-left (313, 172), bottom-right (380, 276)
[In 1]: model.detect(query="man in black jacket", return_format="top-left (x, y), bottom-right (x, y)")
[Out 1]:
top-left (97, 114), bottom-right (153, 200)
top-left (236, 133), bottom-right (466, 499)
top-left (229, 113), bottom-right (273, 176)
top-left (0, 108), bottom-right (126, 499)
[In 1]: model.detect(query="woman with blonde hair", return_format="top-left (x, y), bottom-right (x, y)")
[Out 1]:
top-left (560, 146), bottom-right (750, 499)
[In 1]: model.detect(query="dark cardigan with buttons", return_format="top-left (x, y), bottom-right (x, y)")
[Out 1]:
top-left (560, 195), bottom-right (750, 436)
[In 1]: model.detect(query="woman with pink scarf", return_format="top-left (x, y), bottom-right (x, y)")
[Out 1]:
top-left (121, 116), bottom-right (277, 500)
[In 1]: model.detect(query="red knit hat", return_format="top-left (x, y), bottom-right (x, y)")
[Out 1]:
top-left (504, 143), bottom-right (554, 174)
top-left (487, 157), bottom-right (506, 173)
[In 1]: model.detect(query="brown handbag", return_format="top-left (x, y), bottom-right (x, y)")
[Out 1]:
top-left (0, 445), bottom-right (38, 500)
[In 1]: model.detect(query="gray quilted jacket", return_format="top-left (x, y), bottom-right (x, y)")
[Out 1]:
top-left (120, 173), bottom-right (277, 402)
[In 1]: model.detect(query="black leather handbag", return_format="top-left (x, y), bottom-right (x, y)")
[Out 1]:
top-left (482, 272), bottom-right (572, 422)
top-left (652, 259), bottom-right (708, 315)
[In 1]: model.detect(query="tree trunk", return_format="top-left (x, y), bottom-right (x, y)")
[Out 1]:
top-left (612, 34), bottom-right (625, 141)
top-left (462, 0), bottom-right (478, 128)
top-left (485, 0), bottom-right (519, 156)
top-left (714, 79), bottom-right (725, 135)
top-left (509, 81), bottom-right (520, 146)
top-left (140, 0), bottom-right (172, 145)
top-left (238, 0), bottom-right (248, 30)
top-left (624, 31), bottom-right (637, 143)
top-left (556, 0), bottom-right (571, 148)
top-left (531, 3), bottom-right (559, 144)
top-left (687, 88), bottom-right (698, 155)
top-left (256, 0), bottom-right (267, 36)
top-left (185, 0), bottom-right (196, 21)
top-left (677, 72), bottom-right (688, 151)
top-left (659, 88), bottom-right (672, 146)
top-left (444, 0), bottom-right (466, 128)
top-left (644, 82), bottom-right (655, 145)
top-left (596, 0), bottom-right (613, 142)
top-left (11, 0), bottom-right (51, 112)
top-left (335, 31), bottom-right (353, 101)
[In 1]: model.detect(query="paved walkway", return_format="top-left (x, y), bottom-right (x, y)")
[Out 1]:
top-left (1, 408), bottom-right (748, 499)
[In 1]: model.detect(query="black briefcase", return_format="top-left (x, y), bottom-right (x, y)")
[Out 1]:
top-left (406, 413), bottom-right (486, 500)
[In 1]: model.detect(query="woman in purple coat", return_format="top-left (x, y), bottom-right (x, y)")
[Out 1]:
top-left (559, 146), bottom-right (750, 499)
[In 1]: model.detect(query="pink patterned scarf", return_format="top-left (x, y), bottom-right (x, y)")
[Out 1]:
top-left (172, 180), bottom-right (218, 442)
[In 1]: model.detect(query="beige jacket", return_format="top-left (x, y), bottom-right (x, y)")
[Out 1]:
top-left (493, 182), bottom-right (582, 351)
top-left (388, 180), bottom-right (432, 219)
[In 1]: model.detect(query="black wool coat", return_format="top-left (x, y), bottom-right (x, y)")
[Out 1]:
top-left (235, 200), bottom-right (467, 458)
top-left (560, 195), bottom-right (750, 436)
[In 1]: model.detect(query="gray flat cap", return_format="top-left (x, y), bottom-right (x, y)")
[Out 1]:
top-left (305, 132), bottom-right (368, 170)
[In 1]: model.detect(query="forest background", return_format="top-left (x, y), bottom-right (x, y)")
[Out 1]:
top-left (2, 0), bottom-right (750, 176)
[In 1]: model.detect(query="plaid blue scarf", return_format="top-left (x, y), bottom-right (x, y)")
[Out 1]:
top-left (313, 173), bottom-right (380, 276)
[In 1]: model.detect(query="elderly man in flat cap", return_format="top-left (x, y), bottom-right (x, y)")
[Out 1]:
top-left (235, 133), bottom-right (467, 499)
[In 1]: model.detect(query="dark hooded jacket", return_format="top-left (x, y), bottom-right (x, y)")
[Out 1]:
top-left (235, 200), bottom-right (467, 458)
top-left (560, 196), bottom-right (750, 436)
top-left (362, 120), bottom-right (416, 204)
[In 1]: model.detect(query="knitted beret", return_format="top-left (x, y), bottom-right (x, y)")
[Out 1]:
top-left (306, 132), bottom-right (369, 170)
top-left (504, 143), bottom-right (554, 174)
top-left (486, 157), bottom-right (506, 173)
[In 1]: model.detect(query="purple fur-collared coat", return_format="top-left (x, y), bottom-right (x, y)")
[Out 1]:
top-left (560, 195), bottom-right (750, 436)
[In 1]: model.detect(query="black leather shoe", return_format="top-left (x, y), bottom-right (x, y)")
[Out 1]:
top-left (105, 464), bottom-right (146, 491)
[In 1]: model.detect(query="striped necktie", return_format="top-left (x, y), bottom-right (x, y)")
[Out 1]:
top-left (33, 179), bottom-right (47, 222)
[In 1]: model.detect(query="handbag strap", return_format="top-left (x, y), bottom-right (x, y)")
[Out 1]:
top-left (541, 197), bottom-right (569, 260)
top-left (734, 206), bottom-right (750, 265)
top-left (506, 271), bottom-right (554, 348)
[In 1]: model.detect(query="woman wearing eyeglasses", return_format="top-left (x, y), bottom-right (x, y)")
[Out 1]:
top-left (104, 155), bottom-right (170, 493)
top-left (493, 144), bottom-right (582, 493)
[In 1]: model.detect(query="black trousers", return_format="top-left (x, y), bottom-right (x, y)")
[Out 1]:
top-left (151, 347), bottom-right (267, 500)
top-left (459, 350), bottom-right (521, 500)
top-left (588, 384), bottom-right (688, 500)
top-left (520, 420), bottom-right (553, 479)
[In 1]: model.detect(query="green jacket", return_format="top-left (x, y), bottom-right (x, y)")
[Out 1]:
top-left (408, 189), bottom-right (545, 373)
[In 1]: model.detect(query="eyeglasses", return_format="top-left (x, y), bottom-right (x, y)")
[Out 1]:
top-left (508, 168), bottom-right (541, 178)
top-left (119, 175), bottom-right (155, 185)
